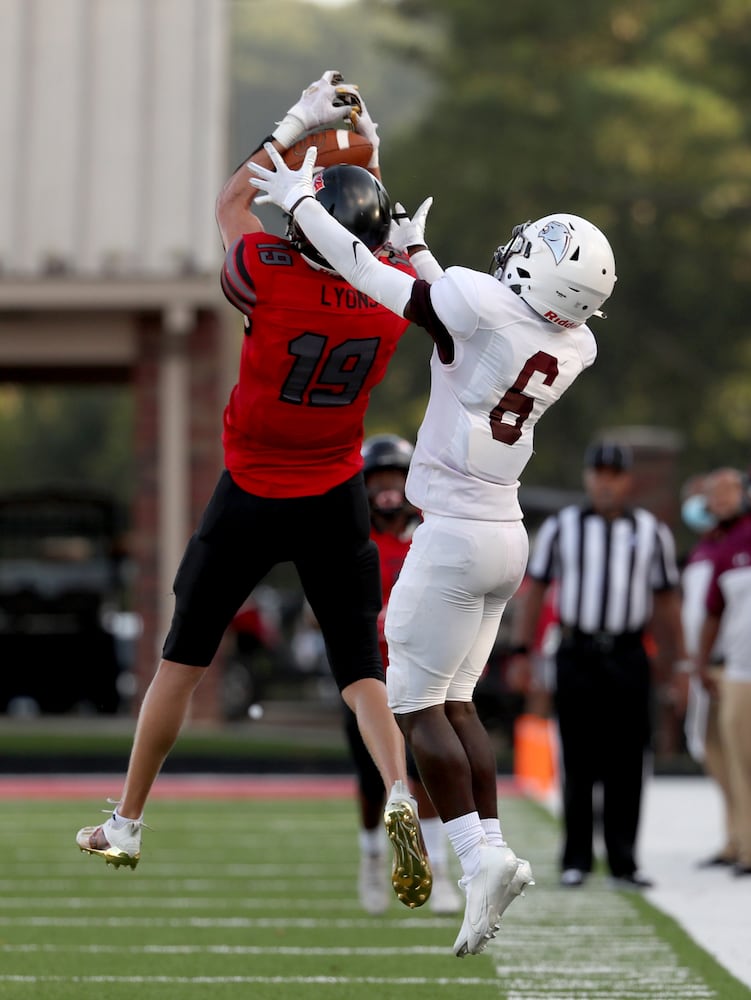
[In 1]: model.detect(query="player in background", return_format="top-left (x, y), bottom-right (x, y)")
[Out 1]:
top-left (76, 71), bottom-right (432, 910)
top-left (347, 434), bottom-right (461, 914)
top-left (248, 145), bottom-right (616, 954)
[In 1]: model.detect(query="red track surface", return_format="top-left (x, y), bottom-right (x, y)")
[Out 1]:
top-left (0, 775), bottom-right (520, 800)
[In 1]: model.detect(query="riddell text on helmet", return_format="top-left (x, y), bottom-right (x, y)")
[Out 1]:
top-left (544, 309), bottom-right (577, 329)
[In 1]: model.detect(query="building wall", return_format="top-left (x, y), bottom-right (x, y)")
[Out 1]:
top-left (0, 0), bottom-right (232, 720)
top-left (0, 0), bottom-right (226, 277)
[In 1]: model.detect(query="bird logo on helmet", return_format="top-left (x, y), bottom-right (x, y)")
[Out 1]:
top-left (287, 164), bottom-right (392, 273)
top-left (490, 213), bottom-right (617, 328)
top-left (538, 220), bottom-right (571, 264)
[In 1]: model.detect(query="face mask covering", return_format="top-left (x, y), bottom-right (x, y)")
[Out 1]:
top-left (681, 494), bottom-right (716, 534)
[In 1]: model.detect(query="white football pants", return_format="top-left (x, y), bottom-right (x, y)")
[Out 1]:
top-left (385, 512), bottom-right (529, 712)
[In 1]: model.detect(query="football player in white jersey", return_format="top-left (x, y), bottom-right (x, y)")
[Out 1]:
top-left (249, 145), bottom-right (616, 956)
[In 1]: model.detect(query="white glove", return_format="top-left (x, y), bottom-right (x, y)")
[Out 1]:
top-left (388, 198), bottom-right (433, 253)
top-left (248, 142), bottom-right (318, 214)
top-left (347, 91), bottom-right (380, 168)
top-left (272, 70), bottom-right (360, 148)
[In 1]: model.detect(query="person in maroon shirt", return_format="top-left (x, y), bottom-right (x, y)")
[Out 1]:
top-left (681, 469), bottom-right (744, 868)
top-left (76, 71), bottom-right (431, 908)
top-left (695, 474), bottom-right (751, 877)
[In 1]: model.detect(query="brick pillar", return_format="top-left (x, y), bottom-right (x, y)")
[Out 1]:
top-left (131, 314), bottom-right (161, 709)
top-left (186, 309), bottom-right (225, 723)
top-left (131, 307), bottom-right (225, 721)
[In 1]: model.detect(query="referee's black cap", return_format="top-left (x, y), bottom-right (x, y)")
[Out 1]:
top-left (584, 441), bottom-right (633, 471)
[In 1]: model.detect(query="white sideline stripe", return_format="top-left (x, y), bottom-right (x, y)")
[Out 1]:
top-left (0, 976), bottom-right (490, 986)
top-left (8, 865), bottom-right (358, 879)
top-left (4, 944), bottom-right (449, 955)
top-left (0, 864), bottom-right (341, 882)
top-left (21, 860), bottom-right (353, 871)
top-left (0, 895), bottom-right (373, 910)
top-left (502, 994), bottom-right (714, 999)
top-left (0, 916), bottom-right (452, 928)
top-left (13, 818), bottom-right (351, 832)
top-left (0, 879), bottom-right (343, 891)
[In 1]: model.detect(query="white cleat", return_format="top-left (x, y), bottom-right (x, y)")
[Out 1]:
top-left (453, 845), bottom-right (534, 957)
top-left (491, 853), bottom-right (534, 932)
top-left (358, 853), bottom-right (390, 915)
top-left (76, 815), bottom-right (144, 870)
top-left (429, 862), bottom-right (463, 915)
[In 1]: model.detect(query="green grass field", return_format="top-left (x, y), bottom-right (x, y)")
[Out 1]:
top-left (1, 792), bottom-right (749, 999)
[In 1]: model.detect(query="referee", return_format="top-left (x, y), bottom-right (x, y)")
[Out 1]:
top-left (510, 442), bottom-right (686, 889)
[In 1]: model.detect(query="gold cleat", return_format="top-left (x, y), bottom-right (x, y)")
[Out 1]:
top-left (384, 782), bottom-right (432, 908)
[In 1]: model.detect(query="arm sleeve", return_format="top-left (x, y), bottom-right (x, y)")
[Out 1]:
top-left (409, 248), bottom-right (445, 282)
top-left (294, 198), bottom-right (414, 316)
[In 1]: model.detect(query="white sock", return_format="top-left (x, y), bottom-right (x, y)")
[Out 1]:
top-left (387, 779), bottom-right (411, 802)
top-left (420, 817), bottom-right (448, 867)
top-left (111, 809), bottom-right (141, 829)
top-left (359, 827), bottom-right (384, 857)
top-left (444, 812), bottom-right (485, 879)
top-left (480, 817), bottom-right (506, 848)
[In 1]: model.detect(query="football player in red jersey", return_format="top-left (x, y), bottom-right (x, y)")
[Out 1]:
top-left (76, 71), bottom-right (432, 909)
top-left (347, 435), bottom-right (461, 915)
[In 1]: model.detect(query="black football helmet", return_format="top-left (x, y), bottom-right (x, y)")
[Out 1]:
top-left (362, 434), bottom-right (414, 477)
top-left (362, 434), bottom-right (415, 519)
top-left (287, 164), bottom-right (392, 272)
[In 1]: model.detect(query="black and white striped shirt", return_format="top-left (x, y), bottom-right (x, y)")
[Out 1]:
top-left (527, 505), bottom-right (680, 634)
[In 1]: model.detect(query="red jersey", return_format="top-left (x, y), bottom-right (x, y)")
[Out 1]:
top-left (220, 233), bottom-right (413, 498)
top-left (373, 527), bottom-right (412, 668)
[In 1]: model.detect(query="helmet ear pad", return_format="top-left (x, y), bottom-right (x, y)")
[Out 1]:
top-left (288, 164), bottom-right (392, 271)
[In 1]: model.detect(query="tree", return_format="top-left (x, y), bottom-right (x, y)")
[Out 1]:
top-left (381, 0), bottom-right (751, 486)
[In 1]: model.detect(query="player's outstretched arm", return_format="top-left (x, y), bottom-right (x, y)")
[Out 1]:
top-left (249, 142), bottom-right (418, 318)
top-left (215, 70), bottom-right (360, 249)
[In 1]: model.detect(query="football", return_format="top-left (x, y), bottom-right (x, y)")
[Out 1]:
top-left (283, 128), bottom-right (374, 172)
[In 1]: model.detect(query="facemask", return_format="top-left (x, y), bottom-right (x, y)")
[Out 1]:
top-left (370, 488), bottom-right (406, 516)
top-left (681, 494), bottom-right (716, 534)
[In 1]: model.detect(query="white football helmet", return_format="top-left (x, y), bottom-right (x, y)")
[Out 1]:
top-left (490, 214), bottom-right (616, 329)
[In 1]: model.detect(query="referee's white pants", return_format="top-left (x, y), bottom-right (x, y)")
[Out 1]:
top-left (385, 512), bottom-right (529, 713)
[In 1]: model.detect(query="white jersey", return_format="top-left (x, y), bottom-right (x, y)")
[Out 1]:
top-left (406, 267), bottom-right (597, 521)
